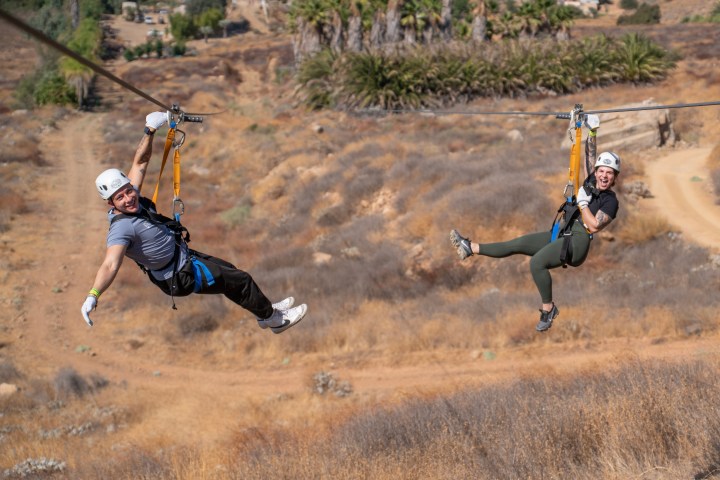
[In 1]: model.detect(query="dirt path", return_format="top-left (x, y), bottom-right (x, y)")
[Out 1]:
top-left (644, 147), bottom-right (720, 251)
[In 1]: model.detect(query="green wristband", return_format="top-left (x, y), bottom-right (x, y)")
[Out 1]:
top-left (588, 130), bottom-right (597, 137)
top-left (89, 288), bottom-right (101, 298)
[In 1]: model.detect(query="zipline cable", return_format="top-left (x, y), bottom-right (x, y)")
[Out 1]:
top-left (0, 7), bottom-right (225, 117)
top-left (363, 99), bottom-right (720, 118)
top-left (0, 7), bottom-right (173, 111)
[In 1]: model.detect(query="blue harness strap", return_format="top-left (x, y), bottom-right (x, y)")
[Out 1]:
top-left (550, 221), bottom-right (560, 242)
top-left (191, 257), bottom-right (216, 293)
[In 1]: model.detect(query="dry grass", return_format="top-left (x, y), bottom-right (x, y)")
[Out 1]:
top-left (5, 358), bottom-right (716, 479)
top-left (615, 211), bottom-right (674, 244)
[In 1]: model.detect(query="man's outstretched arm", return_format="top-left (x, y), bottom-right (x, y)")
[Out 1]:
top-left (128, 112), bottom-right (168, 193)
top-left (81, 244), bottom-right (127, 326)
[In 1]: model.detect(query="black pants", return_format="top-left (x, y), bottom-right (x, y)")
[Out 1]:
top-left (149, 250), bottom-right (273, 319)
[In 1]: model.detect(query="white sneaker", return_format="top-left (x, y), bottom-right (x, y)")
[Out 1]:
top-left (257, 297), bottom-right (295, 329)
top-left (263, 304), bottom-right (308, 334)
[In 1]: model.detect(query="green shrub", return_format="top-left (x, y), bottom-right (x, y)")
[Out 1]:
top-left (294, 34), bottom-right (674, 109)
top-left (617, 3), bottom-right (660, 25)
top-left (123, 48), bottom-right (137, 62)
top-left (32, 70), bottom-right (76, 106)
top-left (613, 32), bottom-right (674, 82)
top-left (219, 204), bottom-right (252, 227)
top-left (295, 49), bottom-right (337, 109)
top-left (620, 0), bottom-right (638, 9)
top-left (172, 41), bottom-right (187, 56)
top-left (170, 13), bottom-right (197, 41)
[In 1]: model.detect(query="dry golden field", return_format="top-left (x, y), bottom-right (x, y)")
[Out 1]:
top-left (1, 1), bottom-right (720, 478)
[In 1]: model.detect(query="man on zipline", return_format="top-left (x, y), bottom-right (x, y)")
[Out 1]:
top-left (450, 115), bottom-right (620, 332)
top-left (81, 112), bottom-right (307, 332)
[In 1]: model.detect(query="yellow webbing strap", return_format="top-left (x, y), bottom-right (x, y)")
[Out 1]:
top-left (173, 145), bottom-right (181, 200)
top-left (151, 128), bottom-right (176, 206)
top-left (567, 124), bottom-right (582, 198)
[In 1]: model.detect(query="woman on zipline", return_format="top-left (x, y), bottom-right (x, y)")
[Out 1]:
top-left (450, 115), bottom-right (620, 332)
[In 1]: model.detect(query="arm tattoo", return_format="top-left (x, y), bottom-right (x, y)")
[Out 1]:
top-left (584, 134), bottom-right (596, 176)
top-left (596, 210), bottom-right (613, 230)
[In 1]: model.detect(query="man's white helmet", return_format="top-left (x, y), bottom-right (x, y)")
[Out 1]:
top-left (595, 151), bottom-right (621, 173)
top-left (95, 168), bottom-right (131, 200)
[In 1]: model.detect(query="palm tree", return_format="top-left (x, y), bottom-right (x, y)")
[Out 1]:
top-left (386, 0), bottom-right (403, 43)
top-left (370, 9), bottom-right (385, 47)
top-left (439, 0), bottom-right (452, 41)
top-left (347, 1), bottom-right (363, 51)
top-left (471, 0), bottom-right (487, 42)
top-left (292, 0), bottom-right (332, 60)
top-left (400, 0), bottom-right (425, 44)
top-left (547, 3), bottom-right (574, 41)
top-left (219, 19), bottom-right (231, 38)
top-left (70, 0), bottom-right (79, 29)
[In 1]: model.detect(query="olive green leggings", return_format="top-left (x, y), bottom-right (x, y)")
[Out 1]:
top-left (478, 222), bottom-right (591, 304)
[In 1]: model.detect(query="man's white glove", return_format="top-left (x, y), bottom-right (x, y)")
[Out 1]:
top-left (576, 186), bottom-right (592, 209)
top-left (584, 114), bottom-right (600, 132)
top-left (81, 296), bottom-right (97, 327)
top-left (145, 111), bottom-right (167, 130)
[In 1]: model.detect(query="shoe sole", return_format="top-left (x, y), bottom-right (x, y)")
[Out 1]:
top-left (258, 297), bottom-right (296, 329)
top-left (271, 304), bottom-right (307, 334)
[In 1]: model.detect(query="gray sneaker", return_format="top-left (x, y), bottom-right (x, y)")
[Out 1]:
top-left (257, 297), bottom-right (295, 329)
top-left (450, 229), bottom-right (473, 260)
top-left (536, 304), bottom-right (559, 332)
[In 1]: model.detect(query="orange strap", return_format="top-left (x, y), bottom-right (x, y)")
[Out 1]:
top-left (567, 124), bottom-right (582, 198)
top-left (173, 145), bottom-right (181, 199)
top-left (151, 128), bottom-right (177, 206)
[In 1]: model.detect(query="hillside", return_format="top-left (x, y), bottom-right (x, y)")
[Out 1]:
top-left (1, 1), bottom-right (720, 478)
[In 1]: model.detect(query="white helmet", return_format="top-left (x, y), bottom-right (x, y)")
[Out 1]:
top-left (95, 168), bottom-right (131, 200)
top-left (595, 151), bottom-right (621, 173)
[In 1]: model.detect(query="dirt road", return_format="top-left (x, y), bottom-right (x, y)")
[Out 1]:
top-left (645, 147), bottom-right (720, 251)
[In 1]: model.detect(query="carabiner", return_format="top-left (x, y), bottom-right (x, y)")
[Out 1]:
top-left (173, 197), bottom-right (185, 222)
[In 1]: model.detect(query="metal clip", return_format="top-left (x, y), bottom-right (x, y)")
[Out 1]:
top-left (173, 129), bottom-right (186, 148)
top-left (173, 197), bottom-right (185, 221)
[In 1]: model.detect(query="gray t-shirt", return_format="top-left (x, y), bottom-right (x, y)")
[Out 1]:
top-left (106, 203), bottom-right (188, 281)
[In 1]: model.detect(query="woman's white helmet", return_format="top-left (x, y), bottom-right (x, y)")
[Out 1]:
top-left (595, 151), bottom-right (621, 173)
top-left (95, 168), bottom-right (131, 200)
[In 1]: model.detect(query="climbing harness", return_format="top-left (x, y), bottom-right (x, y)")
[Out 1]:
top-left (549, 104), bottom-right (591, 268)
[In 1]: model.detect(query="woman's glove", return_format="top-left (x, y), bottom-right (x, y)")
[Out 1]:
top-left (576, 186), bottom-right (592, 208)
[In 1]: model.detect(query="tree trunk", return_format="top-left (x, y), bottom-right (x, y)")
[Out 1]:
top-left (471, 16), bottom-right (486, 42)
top-left (260, 0), bottom-right (269, 24)
top-left (293, 17), bottom-right (305, 63)
top-left (71, 0), bottom-right (79, 29)
top-left (330, 10), bottom-right (343, 52)
top-left (347, 14), bottom-right (363, 51)
top-left (385, 0), bottom-right (402, 44)
top-left (423, 24), bottom-right (433, 44)
top-left (440, 0), bottom-right (452, 41)
top-left (370, 11), bottom-right (385, 48)
top-left (471, 1), bottom-right (486, 42)
top-left (300, 21), bottom-right (322, 60)
top-left (404, 25), bottom-right (416, 45)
